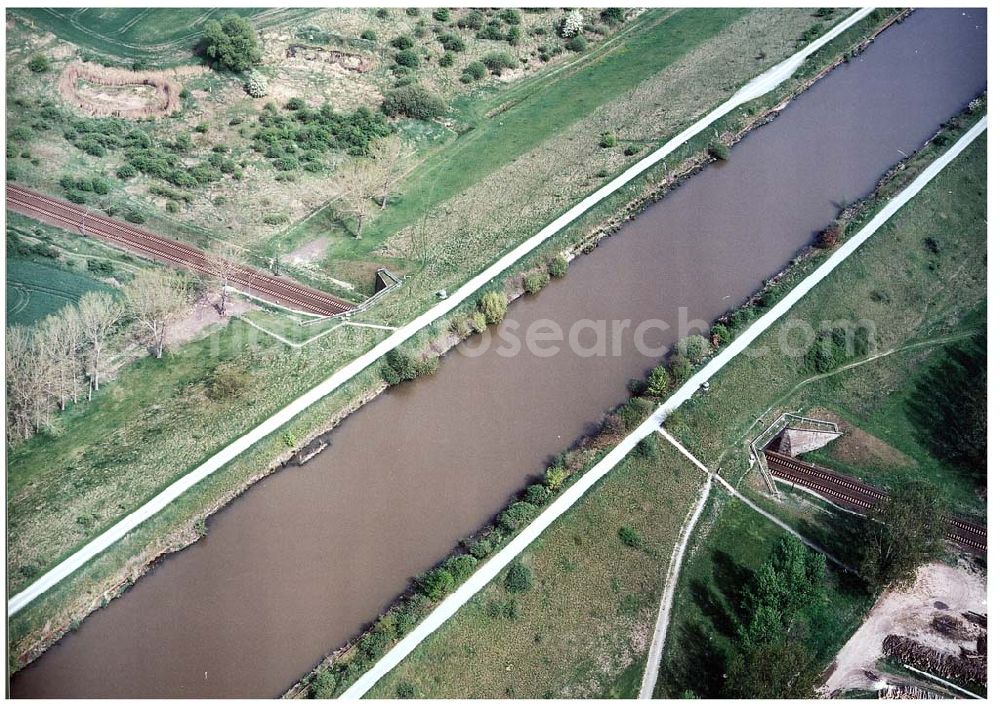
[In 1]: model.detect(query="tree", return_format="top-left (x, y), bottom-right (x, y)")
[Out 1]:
top-left (122, 270), bottom-right (189, 357)
top-left (5, 326), bottom-right (52, 444)
top-left (332, 158), bottom-right (380, 238)
top-left (817, 222), bottom-right (842, 248)
top-left (646, 364), bottom-right (670, 398)
top-left (204, 241), bottom-right (244, 315)
top-left (34, 305), bottom-right (84, 410)
top-left (200, 14), bottom-right (262, 71)
top-left (78, 291), bottom-right (123, 395)
top-left (724, 536), bottom-right (828, 698)
top-left (368, 134), bottom-right (408, 209)
top-left (858, 481), bottom-right (947, 591)
top-left (725, 638), bottom-right (820, 698)
top-left (479, 291), bottom-right (507, 325)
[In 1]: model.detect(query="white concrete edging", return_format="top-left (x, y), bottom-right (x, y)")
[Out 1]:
top-left (3, 7), bottom-right (880, 618)
top-left (340, 117), bottom-right (986, 699)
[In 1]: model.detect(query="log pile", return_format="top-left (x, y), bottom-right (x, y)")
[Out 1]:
top-left (882, 634), bottom-right (986, 687)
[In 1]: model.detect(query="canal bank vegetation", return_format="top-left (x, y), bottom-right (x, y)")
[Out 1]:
top-left (358, 437), bottom-right (705, 699)
top-left (656, 133), bottom-right (986, 697)
top-left (5, 8), bottom-right (903, 673)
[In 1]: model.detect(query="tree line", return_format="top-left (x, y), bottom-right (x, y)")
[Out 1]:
top-left (6, 269), bottom-right (189, 446)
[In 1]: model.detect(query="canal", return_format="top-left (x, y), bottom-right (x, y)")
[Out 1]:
top-left (12, 8), bottom-right (987, 698)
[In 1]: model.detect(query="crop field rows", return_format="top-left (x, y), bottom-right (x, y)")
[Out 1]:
top-left (13, 7), bottom-right (317, 63)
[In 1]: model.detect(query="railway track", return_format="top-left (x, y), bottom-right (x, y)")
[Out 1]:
top-left (6, 184), bottom-right (354, 317)
top-left (764, 450), bottom-right (986, 553)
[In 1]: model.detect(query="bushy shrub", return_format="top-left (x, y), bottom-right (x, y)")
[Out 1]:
top-left (599, 131), bottom-right (617, 148)
top-left (817, 222), bottom-right (842, 248)
top-left (245, 71), bottom-right (268, 98)
top-left (544, 465), bottom-right (568, 491)
top-left (482, 50), bottom-right (517, 74)
top-left (396, 682), bottom-right (417, 698)
top-left (668, 354), bottom-right (693, 382)
top-left (438, 32), bottom-right (465, 52)
top-left (28, 55), bottom-right (51, 73)
top-left (646, 364), bottom-right (670, 398)
top-left (285, 97), bottom-right (305, 111)
top-left (677, 334), bottom-right (710, 361)
top-left (381, 85), bottom-right (447, 119)
top-left (470, 311), bottom-right (487, 333)
top-left (381, 348), bottom-right (421, 384)
top-left (618, 526), bottom-right (643, 548)
top-left (395, 49), bottom-right (420, 68)
top-left (548, 255), bottom-right (568, 278)
top-left (360, 29), bottom-right (377, 41)
top-left (469, 537), bottom-right (494, 560)
top-left (462, 60), bottom-right (487, 82)
top-left (524, 484), bottom-right (550, 507)
top-left (707, 140), bottom-right (730, 160)
top-left (417, 567), bottom-right (455, 600)
top-left (522, 270), bottom-right (549, 294)
top-left (457, 10), bottom-right (485, 30)
top-left (390, 35), bottom-right (415, 50)
top-left (498, 501), bottom-right (538, 534)
top-left (310, 669), bottom-right (339, 699)
top-left (601, 8), bottom-right (626, 24)
top-left (499, 8), bottom-right (521, 25)
top-left (432, 8), bottom-right (450, 22)
top-left (439, 51), bottom-right (455, 67)
top-left (444, 554), bottom-right (478, 582)
top-left (619, 396), bottom-right (653, 429)
top-left (478, 291), bottom-right (507, 324)
top-left (711, 323), bottom-right (732, 347)
top-left (505, 562), bottom-right (533, 593)
top-left (566, 34), bottom-right (587, 52)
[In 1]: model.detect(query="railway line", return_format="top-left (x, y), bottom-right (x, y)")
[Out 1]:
top-left (764, 449), bottom-right (986, 553)
top-left (6, 184), bottom-right (354, 317)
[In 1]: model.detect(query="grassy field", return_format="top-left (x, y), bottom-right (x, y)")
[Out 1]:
top-left (367, 436), bottom-right (705, 699)
top-left (11, 8), bottom-right (314, 64)
top-left (653, 133), bottom-right (986, 695)
top-left (6, 259), bottom-right (112, 326)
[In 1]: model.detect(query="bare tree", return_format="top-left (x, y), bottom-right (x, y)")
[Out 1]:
top-left (204, 241), bottom-right (243, 315)
top-left (78, 291), bottom-right (123, 396)
top-left (5, 326), bottom-right (53, 443)
top-left (332, 158), bottom-right (380, 239)
top-left (369, 134), bottom-right (408, 209)
top-left (123, 269), bottom-right (189, 357)
top-left (35, 305), bottom-right (84, 410)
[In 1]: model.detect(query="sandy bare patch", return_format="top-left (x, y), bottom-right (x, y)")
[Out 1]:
top-left (164, 290), bottom-right (253, 348)
top-left (284, 236), bottom-right (331, 265)
top-left (822, 561), bottom-right (986, 695)
top-left (58, 62), bottom-right (204, 120)
top-left (808, 407), bottom-right (915, 469)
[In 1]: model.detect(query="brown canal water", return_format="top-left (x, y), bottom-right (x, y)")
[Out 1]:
top-left (11, 8), bottom-right (987, 698)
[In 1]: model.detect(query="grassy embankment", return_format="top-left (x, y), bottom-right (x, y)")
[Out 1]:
top-left (363, 125), bottom-right (987, 701)
top-left (656, 133), bottom-right (987, 697)
top-left (7, 7), bottom-right (860, 668)
top-left (365, 436), bottom-right (706, 699)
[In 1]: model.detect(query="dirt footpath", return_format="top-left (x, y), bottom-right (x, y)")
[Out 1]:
top-left (822, 561), bottom-right (986, 695)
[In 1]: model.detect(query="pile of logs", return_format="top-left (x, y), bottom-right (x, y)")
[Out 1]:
top-left (882, 634), bottom-right (986, 687)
